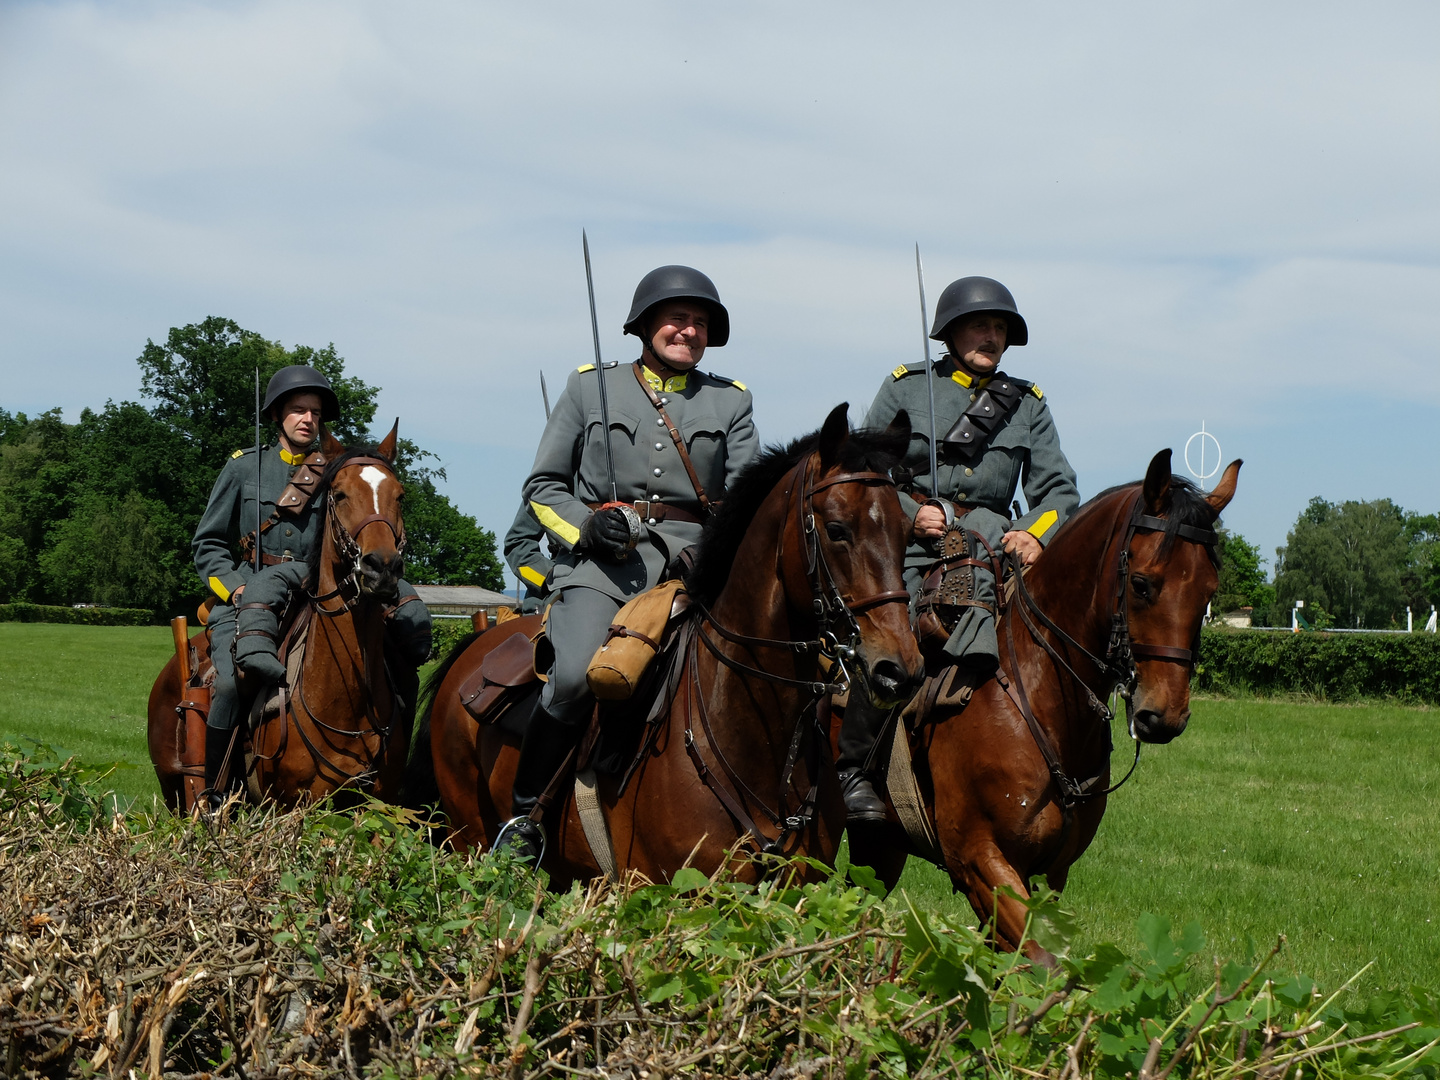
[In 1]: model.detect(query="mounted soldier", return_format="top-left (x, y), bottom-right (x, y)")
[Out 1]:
top-left (495, 264), bottom-right (760, 860)
top-left (842, 276), bottom-right (1081, 822)
top-left (191, 365), bottom-right (431, 809)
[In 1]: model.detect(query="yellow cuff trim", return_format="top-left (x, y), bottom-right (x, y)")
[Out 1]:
top-left (208, 576), bottom-right (232, 602)
top-left (279, 447), bottom-right (305, 465)
top-left (1026, 510), bottom-right (1059, 540)
top-left (519, 565), bottom-right (547, 589)
top-left (530, 500), bottom-right (582, 547)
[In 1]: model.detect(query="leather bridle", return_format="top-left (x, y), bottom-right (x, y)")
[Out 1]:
top-left (311, 456), bottom-right (408, 615)
top-left (997, 490), bottom-right (1219, 811)
top-left (686, 450), bottom-right (909, 855)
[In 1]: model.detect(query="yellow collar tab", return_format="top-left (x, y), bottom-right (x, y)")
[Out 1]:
top-left (951, 369), bottom-right (991, 392)
top-left (641, 366), bottom-right (688, 394)
top-left (279, 447), bottom-right (305, 466)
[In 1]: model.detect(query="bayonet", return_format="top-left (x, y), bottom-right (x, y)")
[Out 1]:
top-left (915, 244), bottom-right (939, 492)
top-left (540, 370), bottom-right (552, 421)
top-left (582, 230), bottom-right (619, 503)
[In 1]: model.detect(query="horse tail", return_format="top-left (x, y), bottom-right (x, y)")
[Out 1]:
top-left (400, 630), bottom-right (481, 811)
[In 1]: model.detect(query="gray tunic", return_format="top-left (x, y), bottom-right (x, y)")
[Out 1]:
top-left (523, 360), bottom-right (760, 602)
top-left (503, 502), bottom-right (553, 601)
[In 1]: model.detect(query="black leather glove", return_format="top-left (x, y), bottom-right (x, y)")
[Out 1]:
top-left (578, 507), bottom-right (635, 560)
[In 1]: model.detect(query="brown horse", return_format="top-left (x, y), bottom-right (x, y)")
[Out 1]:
top-left (848, 449), bottom-right (1240, 963)
top-left (147, 425), bottom-right (412, 810)
top-left (408, 405), bottom-right (924, 887)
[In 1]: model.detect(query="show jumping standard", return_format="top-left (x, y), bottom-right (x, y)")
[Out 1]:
top-left (410, 405), bottom-right (924, 887)
top-left (148, 425), bottom-right (415, 809)
top-left (846, 450), bottom-right (1241, 965)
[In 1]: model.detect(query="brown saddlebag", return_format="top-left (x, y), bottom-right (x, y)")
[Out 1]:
top-left (587, 579), bottom-right (688, 701)
top-left (457, 630), bottom-right (540, 724)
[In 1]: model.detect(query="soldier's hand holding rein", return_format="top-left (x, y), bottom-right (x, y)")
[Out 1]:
top-left (579, 507), bottom-right (637, 561)
top-left (1002, 530), bottom-right (1042, 566)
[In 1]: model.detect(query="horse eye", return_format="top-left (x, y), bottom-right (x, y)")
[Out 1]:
top-left (1130, 574), bottom-right (1153, 600)
top-left (333, 490), bottom-right (347, 501)
top-left (825, 521), bottom-right (851, 543)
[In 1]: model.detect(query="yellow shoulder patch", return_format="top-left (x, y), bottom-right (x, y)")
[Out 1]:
top-left (1030, 384), bottom-right (1043, 399)
top-left (577, 363), bottom-right (596, 374)
top-left (730, 379), bottom-right (747, 391)
top-left (892, 364), bottom-right (909, 380)
top-left (231, 448), bottom-right (244, 458)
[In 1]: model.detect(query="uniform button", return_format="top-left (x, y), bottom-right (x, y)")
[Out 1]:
top-left (653, 468), bottom-right (663, 476)
top-left (655, 442), bottom-right (664, 451)
top-left (285, 527), bottom-right (293, 536)
top-left (660, 398), bottom-right (668, 405)
top-left (956, 494), bottom-right (966, 501)
top-left (964, 468), bottom-right (973, 476)
top-left (647, 518), bottom-right (657, 525)
top-left (970, 394), bottom-right (976, 402)
top-left (656, 417), bottom-right (665, 426)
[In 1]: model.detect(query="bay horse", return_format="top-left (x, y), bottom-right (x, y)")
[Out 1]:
top-left (409, 404), bottom-right (924, 887)
top-left (847, 449), bottom-right (1240, 964)
top-left (147, 424), bottom-right (412, 810)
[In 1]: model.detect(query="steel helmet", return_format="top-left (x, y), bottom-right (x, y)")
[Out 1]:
top-left (622, 265), bottom-right (730, 347)
top-left (261, 365), bottom-right (341, 421)
top-left (929, 276), bottom-right (1028, 347)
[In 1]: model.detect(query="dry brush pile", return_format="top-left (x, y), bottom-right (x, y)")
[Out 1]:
top-left (2, 743), bottom-right (1438, 1079)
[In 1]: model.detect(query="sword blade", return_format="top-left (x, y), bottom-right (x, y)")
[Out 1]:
top-left (582, 229), bottom-right (619, 503)
top-left (540, 370), bottom-right (551, 420)
top-left (915, 243), bottom-right (939, 491)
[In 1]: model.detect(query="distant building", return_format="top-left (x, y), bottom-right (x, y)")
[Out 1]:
top-left (412, 585), bottom-right (518, 621)
top-left (1221, 606), bottom-right (1253, 628)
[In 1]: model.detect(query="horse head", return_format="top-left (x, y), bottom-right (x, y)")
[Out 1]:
top-left (1124, 448), bottom-right (1241, 743)
top-left (320, 421), bottom-right (407, 605)
top-left (808, 403), bottom-right (925, 710)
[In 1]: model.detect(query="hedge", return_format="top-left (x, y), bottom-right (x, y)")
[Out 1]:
top-left (0, 602), bottom-right (154, 626)
top-left (1195, 625), bottom-right (1440, 703)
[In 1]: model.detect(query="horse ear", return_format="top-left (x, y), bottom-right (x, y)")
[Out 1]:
top-left (1205, 459), bottom-right (1243, 515)
top-left (376, 418), bottom-right (399, 464)
top-left (818, 403), bottom-right (850, 468)
top-left (321, 426), bottom-right (345, 457)
top-left (886, 408), bottom-right (912, 443)
top-left (1142, 448), bottom-right (1173, 514)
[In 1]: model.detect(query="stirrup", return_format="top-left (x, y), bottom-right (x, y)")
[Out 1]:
top-left (492, 816), bottom-right (547, 863)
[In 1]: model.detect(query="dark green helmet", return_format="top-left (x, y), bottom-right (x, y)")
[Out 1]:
top-left (929, 276), bottom-right (1028, 347)
top-left (623, 265), bottom-right (730, 347)
top-left (261, 365), bottom-right (340, 421)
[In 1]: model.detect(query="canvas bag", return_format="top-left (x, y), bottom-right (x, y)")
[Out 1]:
top-left (586, 579), bottom-right (688, 700)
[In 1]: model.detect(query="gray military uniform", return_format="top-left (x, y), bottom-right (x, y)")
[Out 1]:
top-left (522, 360), bottom-right (759, 725)
top-left (503, 503), bottom-right (553, 612)
top-left (192, 443), bottom-right (430, 730)
top-left (863, 355), bottom-right (1080, 664)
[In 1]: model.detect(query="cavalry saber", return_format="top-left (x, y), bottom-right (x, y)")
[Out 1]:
top-left (540, 370), bottom-right (552, 421)
top-left (254, 367), bottom-right (262, 574)
top-left (582, 229), bottom-right (619, 503)
top-left (915, 244), bottom-right (939, 490)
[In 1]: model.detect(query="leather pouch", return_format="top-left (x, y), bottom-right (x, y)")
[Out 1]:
top-left (586, 579), bottom-right (687, 701)
top-left (458, 631), bottom-right (539, 722)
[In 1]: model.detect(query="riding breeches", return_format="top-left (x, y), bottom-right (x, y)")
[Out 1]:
top-left (206, 604), bottom-right (241, 731)
top-left (538, 585), bottom-right (624, 728)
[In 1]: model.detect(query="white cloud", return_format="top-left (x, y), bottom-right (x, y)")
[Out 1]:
top-left (1, 0), bottom-right (1436, 568)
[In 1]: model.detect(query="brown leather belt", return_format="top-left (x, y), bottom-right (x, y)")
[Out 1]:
top-left (586, 500), bottom-right (705, 525)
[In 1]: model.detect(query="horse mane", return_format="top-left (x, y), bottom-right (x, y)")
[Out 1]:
top-left (685, 423), bottom-right (908, 605)
top-left (1083, 474), bottom-right (1216, 558)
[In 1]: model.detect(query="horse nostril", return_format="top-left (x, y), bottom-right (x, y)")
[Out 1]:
top-left (870, 659), bottom-right (907, 693)
top-left (361, 552), bottom-right (401, 578)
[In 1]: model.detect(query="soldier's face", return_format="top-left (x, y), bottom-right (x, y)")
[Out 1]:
top-left (277, 392), bottom-right (323, 450)
top-left (947, 314), bottom-right (1008, 375)
top-left (646, 304), bottom-right (709, 370)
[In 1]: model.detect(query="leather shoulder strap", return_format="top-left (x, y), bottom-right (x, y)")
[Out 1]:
top-left (631, 361), bottom-right (711, 514)
top-left (940, 371), bottom-right (1027, 459)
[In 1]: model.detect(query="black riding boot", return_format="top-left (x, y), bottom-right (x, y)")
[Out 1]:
top-left (202, 724), bottom-right (235, 812)
top-left (836, 693), bottom-right (891, 823)
top-left (493, 704), bottom-right (584, 862)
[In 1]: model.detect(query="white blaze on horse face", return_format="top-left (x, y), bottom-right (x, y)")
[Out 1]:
top-left (360, 466), bottom-right (387, 515)
top-left (869, 502), bottom-right (882, 525)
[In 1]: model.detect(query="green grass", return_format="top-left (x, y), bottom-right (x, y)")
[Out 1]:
top-left (893, 696), bottom-right (1440, 996)
top-left (3, 626), bottom-right (1437, 994)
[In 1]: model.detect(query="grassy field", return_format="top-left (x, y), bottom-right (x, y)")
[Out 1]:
top-left (3, 624), bottom-right (1436, 995)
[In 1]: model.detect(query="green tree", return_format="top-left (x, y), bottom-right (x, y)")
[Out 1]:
top-left (1273, 497), bottom-right (1409, 629)
top-left (1213, 528), bottom-right (1274, 614)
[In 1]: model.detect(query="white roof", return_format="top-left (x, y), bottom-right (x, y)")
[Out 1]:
top-left (412, 585), bottom-right (517, 608)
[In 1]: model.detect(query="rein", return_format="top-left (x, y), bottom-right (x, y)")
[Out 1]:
top-left (685, 452), bottom-right (907, 855)
top-left (998, 491), bottom-right (1219, 810)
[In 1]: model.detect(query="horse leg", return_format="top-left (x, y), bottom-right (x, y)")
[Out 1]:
top-left (954, 838), bottom-right (1057, 968)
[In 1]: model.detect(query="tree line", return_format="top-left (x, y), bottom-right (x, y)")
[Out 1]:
top-left (0, 317), bottom-right (503, 617)
top-left (1214, 499), bottom-right (1440, 629)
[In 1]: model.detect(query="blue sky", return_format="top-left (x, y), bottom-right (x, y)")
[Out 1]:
top-left (2, 1), bottom-right (1436, 582)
